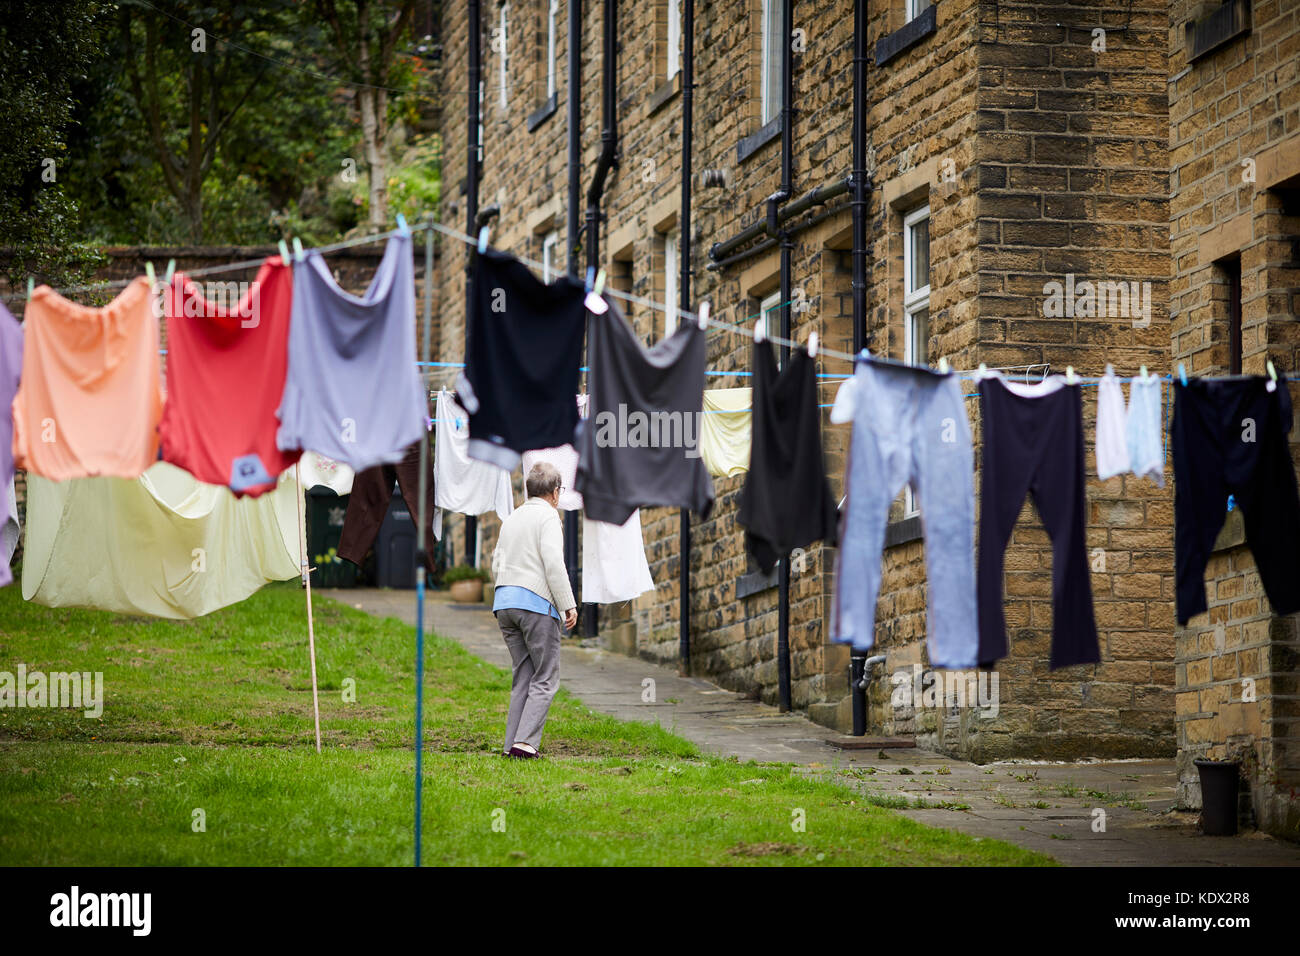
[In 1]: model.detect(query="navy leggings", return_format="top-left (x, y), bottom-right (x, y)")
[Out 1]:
top-left (977, 378), bottom-right (1100, 669)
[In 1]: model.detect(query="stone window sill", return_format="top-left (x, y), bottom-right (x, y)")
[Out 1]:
top-left (737, 114), bottom-right (782, 164)
top-left (527, 92), bottom-right (559, 133)
top-left (875, 5), bottom-right (937, 66)
top-left (649, 74), bottom-right (681, 116)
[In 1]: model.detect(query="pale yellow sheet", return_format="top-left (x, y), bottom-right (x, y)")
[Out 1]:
top-left (701, 387), bottom-right (752, 478)
top-left (22, 462), bottom-right (301, 619)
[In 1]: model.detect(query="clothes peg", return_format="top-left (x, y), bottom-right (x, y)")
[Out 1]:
top-left (477, 226), bottom-right (490, 254)
top-left (697, 301), bottom-right (710, 330)
top-left (164, 259), bottom-right (176, 284)
top-left (593, 268), bottom-right (606, 297)
top-left (145, 261), bottom-right (156, 286)
top-left (1140, 365), bottom-right (1148, 381)
top-left (1065, 365), bottom-right (1076, 384)
top-left (292, 238), bottom-right (305, 263)
top-left (807, 331), bottom-right (818, 358)
top-left (938, 357), bottom-right (950, 374)
top-left (1178, 363), bottom-right (1187, 386)
top-left (396, 213), bottom-right (409, 236)
top-left (278, 240), bottom-right (290, 265)
top-left (978, 362), bottom-right (988, 378)
top-left (1266, 359), bottom-right (1278, 392)
top-left (754, 318), bottom-right (766, 344)
top-left (27, 277), bottom-right (35, 298)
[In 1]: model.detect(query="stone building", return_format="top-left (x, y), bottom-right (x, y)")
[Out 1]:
top-left (432, 0), bottom-right (1298, 834)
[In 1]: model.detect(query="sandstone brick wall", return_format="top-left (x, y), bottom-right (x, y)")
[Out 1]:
top-left (1168, 0), bottom-right (1300, 836)
top-left (434, 0), bottom-right (1185, 763)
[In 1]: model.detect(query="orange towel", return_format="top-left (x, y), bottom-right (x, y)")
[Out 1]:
top-left (13, 277), bottom-right (163, 480)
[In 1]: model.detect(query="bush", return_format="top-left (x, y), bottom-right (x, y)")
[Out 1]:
top-left (443, 565), bottom-right (490, 585)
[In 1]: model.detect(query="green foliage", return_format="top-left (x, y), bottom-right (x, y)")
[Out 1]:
top-left (443, 565), bottom-right (491, 585)
top-left (0, 0), bottom-right (108, 288)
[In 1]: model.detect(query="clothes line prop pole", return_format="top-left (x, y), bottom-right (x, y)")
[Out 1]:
top-left (412, 215), bottom-right (436, 868)
top-left (294, 463), bottom-right (323, 754)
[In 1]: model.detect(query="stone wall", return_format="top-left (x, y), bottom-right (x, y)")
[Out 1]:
top-left (1167, 0), bottom-right (1300, 836)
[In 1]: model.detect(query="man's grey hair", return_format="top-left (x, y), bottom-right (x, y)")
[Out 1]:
top-left (526, 462), bottom-right (562, 499)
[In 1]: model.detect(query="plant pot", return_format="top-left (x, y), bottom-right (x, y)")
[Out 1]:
top-left (1194, 758), bottom-right (1241, 836)
top-left (449, 579), bottom-right (484, 604)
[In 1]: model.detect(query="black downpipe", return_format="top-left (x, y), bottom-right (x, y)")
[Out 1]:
top-left (583, 0), bottom-right (617, 639)
top-left (464, 0), bottom-right (482, 568)
top-left (849, 0), bottom-right (869, 733)
top-left (565, 0), bottom-right (582, 610)
top-left (678, 0), bottom-right (695, 670)
top-left (775, 0), bottom-right (794, 713)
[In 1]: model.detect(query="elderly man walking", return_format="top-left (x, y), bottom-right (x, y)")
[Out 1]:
top-left (490, 461), bottom-right (578, 758)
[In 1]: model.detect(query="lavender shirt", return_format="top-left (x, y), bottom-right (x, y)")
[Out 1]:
top-left (0, 302), bottom-right (22, 586)
top-left (276, 234), bottom-right (427, 470)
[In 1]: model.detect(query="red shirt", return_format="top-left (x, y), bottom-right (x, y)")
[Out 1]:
top-left (159, 258), bottom-right (299, 496)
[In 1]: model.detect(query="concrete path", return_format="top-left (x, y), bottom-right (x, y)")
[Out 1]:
top-left (323, 587), bottom-right (1300, 866)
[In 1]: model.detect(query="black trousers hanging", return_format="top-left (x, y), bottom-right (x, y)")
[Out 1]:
top-left (977, 378), bottom-right (1100, 669)
top-left (1172, 376), bottom-right (1300, 624)
top-left (338, 438), bottom-right (437, 571)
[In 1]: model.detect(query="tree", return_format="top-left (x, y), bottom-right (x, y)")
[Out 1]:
top-left (0, 0), bottom-right (105, 288)
top-left (315, 0), bottom-right (416, 228)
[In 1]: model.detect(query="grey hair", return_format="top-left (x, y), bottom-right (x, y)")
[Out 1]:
top-left (525, 462), bottom-right (562, 499)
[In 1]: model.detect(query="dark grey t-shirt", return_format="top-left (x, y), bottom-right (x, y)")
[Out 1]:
top-left (576, 298), bottom-right (714, 524)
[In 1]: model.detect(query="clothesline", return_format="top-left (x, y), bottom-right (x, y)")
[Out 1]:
top-left (9, 215), bottom-right (1283, 387)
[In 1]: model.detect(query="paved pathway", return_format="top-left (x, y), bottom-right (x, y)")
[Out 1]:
top-left (323, 587), bottom-right (1300, 866)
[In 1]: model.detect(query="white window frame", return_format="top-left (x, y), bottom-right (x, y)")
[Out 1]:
top-left (760, 0), bottom-right (783, 125)
top-left (547, 0), bottom-right (559, 100)
top-left (903, 203), bottom-right (931, 518)
top-left (498, 3), bottom-right (509, 110)
top-left (759, 290), bottom-right (782, 368)
top-left (907, 0), bottom-right (932, 23)
top-left (542, 231), bottom-right (560, 283)
top-left (667, 0), bottom-right (681, 80)
top-left (663, 232), bottom-right (679, 336)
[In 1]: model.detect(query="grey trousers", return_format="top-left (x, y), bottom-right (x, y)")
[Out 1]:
top-left (496, 607), bottom-right (562, 753)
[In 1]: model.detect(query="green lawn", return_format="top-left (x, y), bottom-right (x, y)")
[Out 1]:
top-left (0, 582), bottom-right (1052, 866)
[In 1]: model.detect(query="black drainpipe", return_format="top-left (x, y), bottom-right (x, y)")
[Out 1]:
top-left (849, 0), bottom-right (870, 734)
top-left (583, 0), bottom-right (617, 638)
top-left (678, 0), bottom-right (695, 671)
top-left (565, 0), bottom-right (583, 612)
top-left (464, 0), bottom-right (482, 568)
top-left (774, 0), bottom-right (795, 713)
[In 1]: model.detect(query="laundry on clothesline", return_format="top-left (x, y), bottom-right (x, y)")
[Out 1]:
top-left (582, 510), bottom-right (656, 605)
top-left (22, 462), bottom-right (301, 619)
top-left (740, 342), bottom-right (837, 574)
top-left (159, 258), bottom-right (298, 496)
top-left (1096, 364), bottom-right (1165, 487)
top-left (433, 388), bottom-right (514, 539)
top-left (700, 387), bottom-right (751, 478)
top-left (576, 295), bottom-right (714, 524)
top-left (832, 355), bottom-right (977, 669)
top-left (14, 278), bottom-right (162, 481)
top-left (339, 437), bottom-right (438, 571)
top-left (1172, 374), bottom-right (1300, 626)
top-left (297, 450), bottom-right (355, 496)
top-left (2, 479), bottom-right (18, 589)
top-left (276, 232), bottom-right (426, 471)
top-left (0, 301), bottom-right (21, 587)
top-left (458, 248), bottom-right (587, 470)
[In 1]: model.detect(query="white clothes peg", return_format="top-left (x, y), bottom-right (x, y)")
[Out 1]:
top-left (754, 318), bottom-right (766, 344)
top-left (1065, 365), bottom-right (1077, 384)
top-left (938, 357), bottom-right (950, 373)
top-left (1140, 365), bottom-right (1148, 380)
top-left (477, 226), bottom-right (490, 254)
top-left (27, 276), bottom-right (35, 298)
top-left (593, 268), bottom-right (606, 297)
top-left (164, 259), bottom-right (176, 283)
top-left (697, 301), bottom-right (710, 330)
top-left (145, 262), bottom-right (156, 286)
top-left (807, 331), bottom-right (818, 357)
top-left (278, 240), bottom-right (290, 264)
top-left (1267, 359), bottom-right (1278, 392)
top-left (292, 238), bottom-right (305, 263)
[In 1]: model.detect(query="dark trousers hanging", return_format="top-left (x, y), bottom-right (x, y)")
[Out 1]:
top-left (1172, 376), bottom-right (1300, 624)
top-left (338, 438), bottom-right (437, 571)
top-left (977, 378), bottom-right (1100, 669)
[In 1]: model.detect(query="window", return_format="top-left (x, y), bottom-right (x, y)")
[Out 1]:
top-left (542, 231), bottom-right (560, 283)
top-left (666, 0), bottom-right (681, 79)
top-left (1222, 256), bottom-right (1243, 375)
top-left (760, 0), bottom-right (784, 125)
top-left (903, 204), bottom-right (930, 518)
top-left (546, 0), bottom-right (559, 100)
top-left (497, 3), bottom-right (509, 110)
top-left (663, 232), bottom-right (679, 336)
top-left (906, 0), bottom-right (932, 23)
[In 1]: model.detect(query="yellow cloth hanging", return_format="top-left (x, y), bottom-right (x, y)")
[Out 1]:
top-left (701, 387), bottom-right (752, 478)
top-left (22, 462), bottom-right (301, 619)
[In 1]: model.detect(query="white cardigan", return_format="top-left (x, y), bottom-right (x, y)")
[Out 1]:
top-left (491, 496), bottom-right (577, 613)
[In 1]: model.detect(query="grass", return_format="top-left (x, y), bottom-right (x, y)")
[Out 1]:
top-left (0, 583), bottom-right (1054, 866)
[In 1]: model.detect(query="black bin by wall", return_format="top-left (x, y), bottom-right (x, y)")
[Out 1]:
top-left (375, 487), bottom-right (418, 589)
